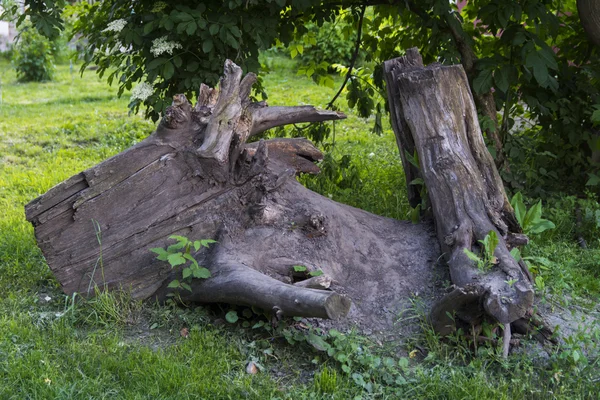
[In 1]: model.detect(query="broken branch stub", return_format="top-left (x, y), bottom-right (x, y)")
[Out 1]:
top-left (384, 48), bottom-right (534, 334)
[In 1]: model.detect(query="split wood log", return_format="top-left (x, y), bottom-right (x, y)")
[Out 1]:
top-left (25, 60), bottom-right (441, 330)
top-left (384, 49), bottom-right (536, 338)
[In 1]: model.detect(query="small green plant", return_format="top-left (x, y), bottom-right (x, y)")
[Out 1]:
top-left (292, 265), bottom-right (324, 278)
top-left (314, 366), bottom-right (338, 394)
top-left (510, 192), bottom-right (556, 236)
top-left (12, 24), bottom-right (55, 82)
top-left (150, 235), bottom-right (216, 293)
top-left (463, 230), bottom-right (499, 272)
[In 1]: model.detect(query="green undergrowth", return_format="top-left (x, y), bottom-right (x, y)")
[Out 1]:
top-left (1, 55), bottom-right (599, 398)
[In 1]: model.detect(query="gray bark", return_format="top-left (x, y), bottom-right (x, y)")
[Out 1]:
top-left (385, 49), bottom-right (535, 336)
top-left (578, 0), bottom-right (600, 47)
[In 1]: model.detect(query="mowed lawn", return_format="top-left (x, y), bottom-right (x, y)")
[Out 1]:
top-left (0, 55), bottom-right (599, 399)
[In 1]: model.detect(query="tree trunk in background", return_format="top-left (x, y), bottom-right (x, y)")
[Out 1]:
top-left (578, 0), bottom-right (600, 47)
top-left (25, 60), bottom-right (441, 332)
top-left (384, 49), bottom-right (535, 335)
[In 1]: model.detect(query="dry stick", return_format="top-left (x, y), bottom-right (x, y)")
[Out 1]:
top-left (502, 322), bottom-right (511, 358)
top-left (326, 5), bottom-right (366, 110)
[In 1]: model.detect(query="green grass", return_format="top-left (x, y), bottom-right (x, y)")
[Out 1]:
top-left (0, 55), bottom-right (599, 398)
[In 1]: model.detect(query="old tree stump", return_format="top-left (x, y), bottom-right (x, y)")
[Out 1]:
top-left (26, 52), bottom-right (545, 345)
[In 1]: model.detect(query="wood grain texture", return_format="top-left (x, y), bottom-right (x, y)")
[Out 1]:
top-left (386, 49), bottom-right (533, 330)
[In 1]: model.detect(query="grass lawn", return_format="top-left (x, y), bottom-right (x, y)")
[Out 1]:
top-left (0, 55), bottom-right (599, 399)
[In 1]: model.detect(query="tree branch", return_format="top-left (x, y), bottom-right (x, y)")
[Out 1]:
top-left (250, 106), bottom-right (346, 136)
top-left (326, 5), bottom-right (367, 110)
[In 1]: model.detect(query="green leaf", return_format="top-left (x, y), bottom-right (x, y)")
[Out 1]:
top-left (167, 253), bottom-right (186, 267)
top-left (410, 205), bottom-right (421, 224)
top-left (473, 68), bottom-right (493, 94)
top-left (225, 33), bottom-right (239, 49)
top-left (525, 51), bottom-right (549, 86)
top-left (186, 21), bottom-right (197, 35)
top-left (193, 267), bottom-right (211, 279)
top-left (229, 25), bottom-right (242, 38)
top-left (309, 270), bottom-right (324, 277)
top-left (181, 282), bottom-right (192, 292)
top-left (306, 333), bottom-right (329, 352)
top-left (167, 279), bottom-right (180, 288)
top-left (463, 248), bottom-right (481, 263)
top-left (193, 241), bottom-right (201, 251)
top-left (405, 150), bottom-right (419, 169)
top-left (528, 219), bottom-right (556, 234)
top-left (209, 24), bottom-right (220, 35)
top-left (481, 231), bottom-right (499, 261)
top-left (225, 310), bottom-right (238, 323)
top-left (510, 248), bottom-right (521, 262)
top-left (523, 256), bottom-right (553, 268)
top-left (183, 253), bottom-right (199, 268)
top-left (494, 65), bottom-right (510, 93)
top-left (169, 235), bottom-right (189, 244)
top-left (409, 178), bottom-right (425, 186)
top-left (200, 239), bottom-right (217, 248)
top-left (202, 39), bottom-right (213, 53)
top-left (538, 47), bottom-right (558, 70)
top-left (293, 265), bottom-right (307, 272)
top-left (182, 267), bottom-right (192, 279)
top-left (143, 21), bottom-right (155, 35)
top-left (150, 247), bottom-right (169, 261)
top-left (522, 201), bottom-right (543, 232)
top-left (167, 241), bottom-right (186, 252)
top-left (163, 61), bottom-right (175, 80)
top-left (591, 109), bottom-right (600, 125)
top-left (147, 57), bottom-right (167, 71)
top-left (586, 173), bottom-right (600, 186)
top-left (510, 192), bottom-right (525, 226)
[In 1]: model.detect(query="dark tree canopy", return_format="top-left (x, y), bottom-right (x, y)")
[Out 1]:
top-left (8, 0), bottom-right (600, 196)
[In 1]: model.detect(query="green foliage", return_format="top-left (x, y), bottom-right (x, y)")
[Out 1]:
top-left (151, 235), bottom-right (215, 293)
top-left (225, 310), bottom-right (239, 324)
top-left (292, 265), bottom-right (324, 278)
top-left (60, 0), bottom-right (332, 121)
top-left (12, 24), bottom-right (55, 82)
top-left (510, 192), bottom-right (556, 236)
top-left (463, 230), bottom-right (499, 272)
top-left (290, 20), bottom-right (359, 69)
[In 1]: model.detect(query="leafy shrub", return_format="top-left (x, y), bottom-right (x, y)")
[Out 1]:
top-left (292, 21), bottom-right (359, 69)
top-left (510, 192), bottom-right (556, 236)
top-left (12, 25), bottom-right (55, 82)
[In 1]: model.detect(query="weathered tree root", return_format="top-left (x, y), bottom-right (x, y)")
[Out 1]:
top-left (25, 60), bottom-right (443, 329)
top-left (386, 49), bottom-right (539, 354)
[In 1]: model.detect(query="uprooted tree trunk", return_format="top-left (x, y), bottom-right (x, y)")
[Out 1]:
top-left (384, 49), bottom-right (550, 349)
top-left (25, 60), bottom-right (441, 332)
top-left (26, 56), bottom-right (547, 348)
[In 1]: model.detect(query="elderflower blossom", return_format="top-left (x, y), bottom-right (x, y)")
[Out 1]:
top-left (102, 19), bottom-right (127, 33)
top-left (131, 82), bottom-right (154, 102)
top-left (150, 36), bottom-right (182, 57)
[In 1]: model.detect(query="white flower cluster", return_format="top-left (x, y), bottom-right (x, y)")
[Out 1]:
top-left (131, 82), bottom-right (154, 101)
top-left (102, 19), bottom-right (127, 33)
top-left (150, 36), bottom-right (182, 57)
